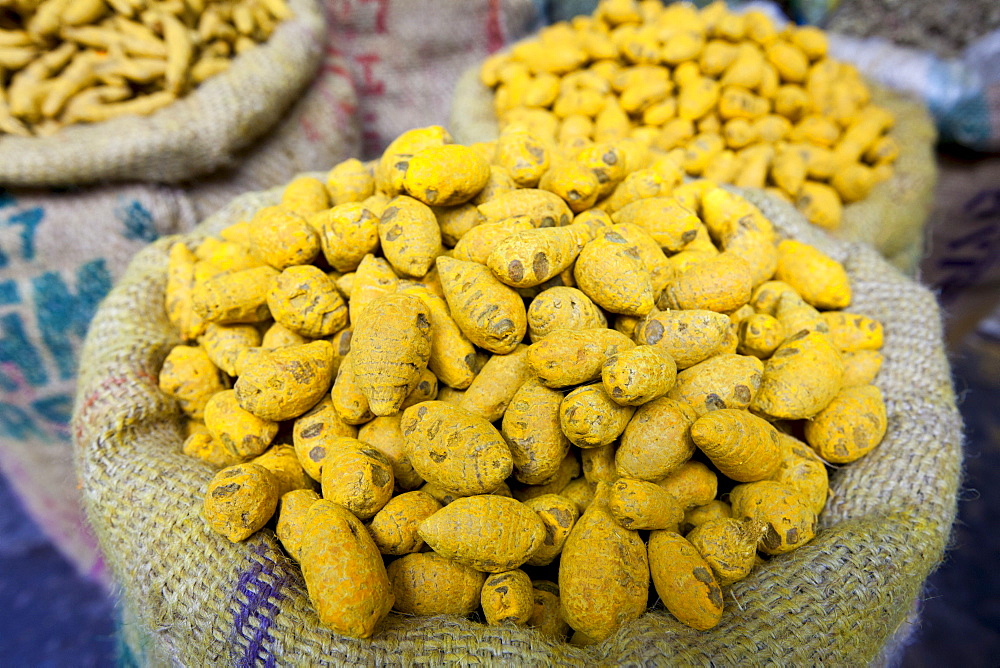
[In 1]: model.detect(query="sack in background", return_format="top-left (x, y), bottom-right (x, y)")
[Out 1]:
top-left (73, 183), bottom-right (961, 665)
top-left (326, 0), bottom-right (543, 158)
top-left (828, 31), bottom-right (1000, 153)
top-left (456, 0), bottom-right (999, 154)
top-left (185, 45), bottom-right (362, 220)
top-left (449, 67), bottom-right (938, 275)
top-left (0, 44), bottom-right (361, 581)
top-left (0, 0), bottom-right (327, 188)
top-left (824, 0), bottom-right (1000, 60)
top-left (831, 84), bottom-right (938, 275)
top-left (0, 183), bottom-right (198, 582)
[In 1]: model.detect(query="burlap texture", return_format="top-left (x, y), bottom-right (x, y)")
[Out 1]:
top-left (72, 179), bottom-right (962, 664)
top-left (0, 0), bottom-right (325, 188)
top-left (448, 66), bottom-right (938, 275)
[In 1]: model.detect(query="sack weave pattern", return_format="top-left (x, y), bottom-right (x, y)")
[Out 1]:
top-left (0, 0), bottom-right (326, 188)
top-left (73, 184), bottom-right (962, 665)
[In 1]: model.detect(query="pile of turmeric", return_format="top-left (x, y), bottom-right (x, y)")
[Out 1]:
top-left (478, 0), bottom-right (898, 231)
top-left (0, 0), bottom-right (292, 136)
top-left (159, 122), bottom-right (887, 641)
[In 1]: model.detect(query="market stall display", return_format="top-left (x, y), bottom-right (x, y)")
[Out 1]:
top-left (73, 130), bottom-right (961, 663)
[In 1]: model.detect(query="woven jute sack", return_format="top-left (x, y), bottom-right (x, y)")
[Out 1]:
top-left (0, 43), bottom-right (360, 581)
top-left (0, 183), bottom-right (198, 584)
top-left (0, 0), bottom-right (325, 188)
top-left (72, 180), bottom-right (962, 665)
top-left (448, 65), bottom-right (938, 275)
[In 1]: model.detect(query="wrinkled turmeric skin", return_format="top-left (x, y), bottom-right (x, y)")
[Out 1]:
top-left (170, 104), bottom-right (892, 638)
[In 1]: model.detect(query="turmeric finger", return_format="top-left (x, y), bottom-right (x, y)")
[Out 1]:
top-left (161, 12), bottom-right (193, 94)
top-left (648, 530), bottom-right (724, 631)
top-left (62, 89), bottom-right (176, 123)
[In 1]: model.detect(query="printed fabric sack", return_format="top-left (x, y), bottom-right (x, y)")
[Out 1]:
top-left (0, 183), bottom-right (198, 582)
top-left (0, 41), bottom-right (361, 580)
top-left (0, 0), bottom-right (325, 188)
top-left (449, 64), bottom-right (937, 275)
top-left (73, 181), bottom-right (961, 665)
top-left (323, 0), bottom-right (543, 158)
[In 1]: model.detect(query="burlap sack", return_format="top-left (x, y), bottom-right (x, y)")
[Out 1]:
top-left (73, 181), bottom-right (962, 665)
top-left (834, 84), bottom-right (939, 275)
top-left (449, 66), bottom-right (938, 275)
top-left (1, 182), bottom-right (198, 583)
top-left (825, 28), bottom-right (1000, 152)
top-left (0, 0), bottom-right (325, 188)
top-left (0, 44), bottom-right (360, 581)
